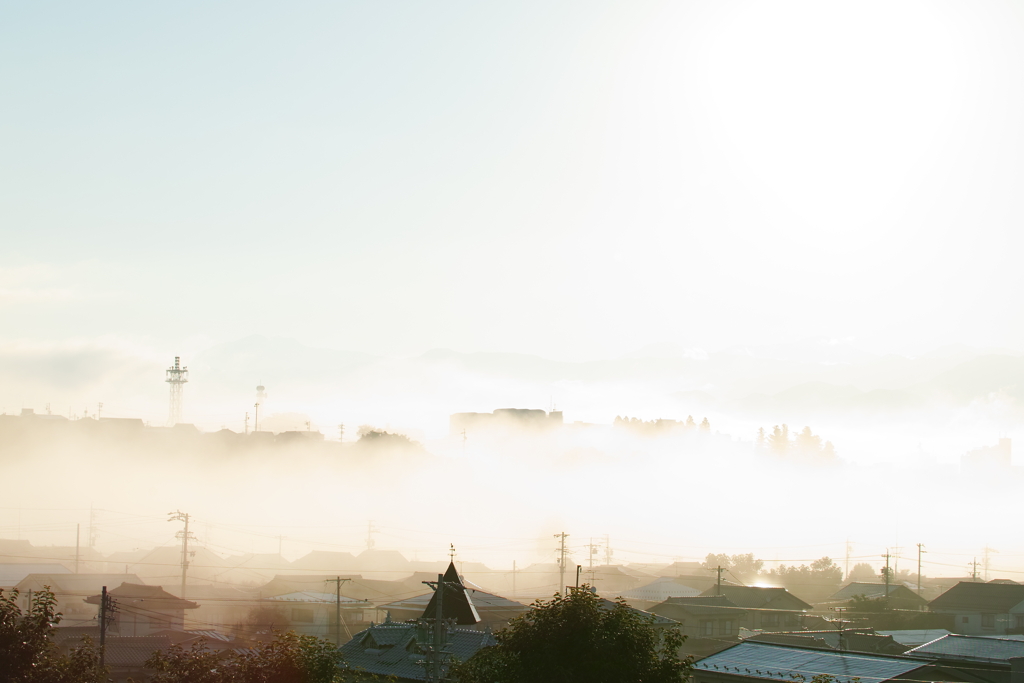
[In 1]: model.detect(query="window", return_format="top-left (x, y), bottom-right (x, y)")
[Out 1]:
top-left (762, 613), bottom-right (780, 628)
top-left (1015, 616), bottom-right (1024, 629)
top-left (982, 614), bottom-right (995, 629)
top-left (962, 616), bottom-right (969, 624)
top-left (721, 620), bottom-right (734, 635)
top-left (701, 620), bottom-right (714, 636)
top-left (291, 608), bottom-right (315, 623)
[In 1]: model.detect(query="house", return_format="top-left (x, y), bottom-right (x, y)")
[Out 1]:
top-left (827, 583), bottom-right (928, 611)
top-left (650, 595), bottom-right (747, 639)
top-left (901, 633), bottom-right (1024, 683)
top-left (0, 563), bottom-right (70, 589)
top-left (929, 581), bottom-right (1024, 635)
top-left (691, 640), bottom-right (974, 683)
top-left (378, 589), bottom-right (528, 631)
top-left (699, 586), bottom-right (812, 631)
top-left (746, 629), bottom-right (908, 655)
top-left (263, 591), bottom-right (370, 640)
top-left (15, 573), bottom-right (144, 627)
top-left (340, 618), bottom-right (496, 682)
top-left (86, 583), bottom-right (198, 635)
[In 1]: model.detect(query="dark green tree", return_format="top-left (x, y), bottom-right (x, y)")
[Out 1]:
top-left (145, 631), bottom-right (389, 683)
top-left (450, 587), bottom-right (692, 683)
top-left (0, 586), bottom-right (106, 683)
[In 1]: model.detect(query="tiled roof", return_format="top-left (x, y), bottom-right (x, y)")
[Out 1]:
top-left (699, 586), bottom-right (813, 611)
top-left (695, 641), bottom-right (928, 683)
top-left (266, 591), bottom-right (367, 604)
top-left (904, 634), bottom-right (1024, 663)
top-left (830, 583), bottom-right (923, 601)
top-left (85, 582), bottom-right (198, 610)
top-left (652, 595), bottom-right (746, 618)
top-left (340, 622), bottom-right (496, 681)
top-left (929, 581), bottom-right (1024, 613)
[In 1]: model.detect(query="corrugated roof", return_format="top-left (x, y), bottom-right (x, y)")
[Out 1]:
top-left (904, 634), bottom-right (1024, 663)
top-left (695, 642), bottom-right (929, 683)
top-left (103, 636), bottom-right (172, 667)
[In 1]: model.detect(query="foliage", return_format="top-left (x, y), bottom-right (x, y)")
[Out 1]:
top-left (612, 416), bottom-right (710, 434)
top-left (354, 427), bottom-right (421, 453)
top-left (769, 557), bottom-right (843, 587)
top-left (450, 586), bottom-right (692, 683)
top-left (0, 586), bottom-right (106, 683)
top-left (763, 424), bottom-right (836, 460)
top-left (701, 553), bottom-right (764, 582)
top-left (847, 563), bottom-right (877, 582)
top-left (145, 631), bottom-right (390, 683)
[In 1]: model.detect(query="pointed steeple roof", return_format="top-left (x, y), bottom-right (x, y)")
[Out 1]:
top-left (421, 561), bottom-right (480, 625)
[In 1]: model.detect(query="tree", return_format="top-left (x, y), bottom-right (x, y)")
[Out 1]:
top-left (848, 563), bottom-right (876, 582)
top-left (768, 425), bottom-right (789, 455)
top-left (145, 631), bottom-right (387, 682)
top-left (700, 553), bottom-right (763, 582)
top-left (698, 418), bottom-right (711, 433)
top-left (450, 587), bottom-right (692, 683)
top-left (0, 586), bottom-right (106, 683)
top-left (770, 557), bottom-right (843, 587)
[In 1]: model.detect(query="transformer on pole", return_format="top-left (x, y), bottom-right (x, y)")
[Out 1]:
top-left (165, 357), bottom-right (189, 425)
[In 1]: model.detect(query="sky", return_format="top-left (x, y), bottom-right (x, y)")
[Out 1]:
top-left (3, 1), bottom-right (1024, 363)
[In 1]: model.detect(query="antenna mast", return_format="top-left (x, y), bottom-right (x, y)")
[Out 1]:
top-left (165, 357), bottom-right (188, 425)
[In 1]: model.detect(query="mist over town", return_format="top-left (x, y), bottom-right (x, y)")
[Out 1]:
top-left (4, 1), bottom-right (1024, 681)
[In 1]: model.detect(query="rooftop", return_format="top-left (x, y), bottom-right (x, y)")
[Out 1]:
top-left (695, 641), bottom-right (929, 683)
top-left (904, 634), bottom-right (1024, 664)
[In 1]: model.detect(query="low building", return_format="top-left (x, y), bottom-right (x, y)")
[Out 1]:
top-left (650, 595), bottom-right (747, 639)
top-left (929, 582), bottom-right (1024, 635)
top-left (902, 633), bottom-right (1024, 683)
top-left (340, 618), bottom-right (496, 682)
top-left (86, 583), bottom-right (198, 636)
top-left (692, 640), bottom-right (974, 683)
top-left (827, 583), bottom-right (928, 611)
top-left (379, 589), bottom-right (528, 631)
top-left (264, 590), bottom-right (370, 640)
top-left (699, 586), bottom-right (812, 631)
top-left (15, 573), bottom-right (144, 627)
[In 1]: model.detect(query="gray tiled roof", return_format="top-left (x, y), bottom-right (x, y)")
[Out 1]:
top-left (340, 622), bottom-right (495, 681)
top-left (930, 581), bottom-right (1024, 613)
top-left (695, 641), bottom-right (928, 683)
top-left (904, 634), bottom-right (1024, 663)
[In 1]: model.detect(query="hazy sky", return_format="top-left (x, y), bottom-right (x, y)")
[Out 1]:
top-left (3, 1), bottom-right (1024, 361)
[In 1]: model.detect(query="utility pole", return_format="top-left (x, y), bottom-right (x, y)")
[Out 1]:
top-left (512, 560), bottom-right (516, 598)
top-left (168, 511), bottom-right (195, 599)
top-left (970, 558), bottom-right (980, 581)
top-left (244, 412), bottom-right (249, 435)
top-left (576, 565), bottom-right (582, 589)
top-left (98, 586), bottom-right (117, 674)
top-left (75, 524), bottom-right (80, 574)
top-left (716, 566), bottom-right (724, 595)
top-left (366, 521), bottom-right (377, 550)
top-left (832, 607), bottom-right (847, 651)
top-left (984, 547), bottom-right (998, 581)
top-left (554, 533), bottom-right (569, 592)
top-left (917, 544), bottom-right (926, 594)
top-left (254, 403), bottom-right (260, 432)
top-left (881, 550), bottom-right (892, 608)
top-left (604, 535), bottom-right (613, 566)
top-left (97, 402), bottom-right (103, 419)
top-left (338, 423), bottom-right (344, 443)
top-left (327, 577), bottom-right (352, 646)
top-left (845, 539), bottom-right (852, 580)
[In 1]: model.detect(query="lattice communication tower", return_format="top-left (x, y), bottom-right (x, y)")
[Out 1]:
top-left (166, 356), bottom-right (189, 425)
